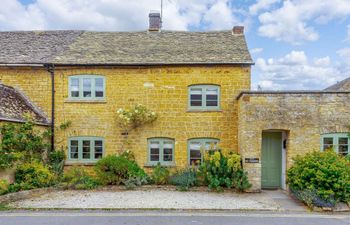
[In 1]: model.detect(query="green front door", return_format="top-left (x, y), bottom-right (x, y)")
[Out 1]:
top-left (261, 132), bottom-right (282, 189)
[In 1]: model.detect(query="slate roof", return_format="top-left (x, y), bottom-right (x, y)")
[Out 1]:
top-left (0, 84), bottom-right (49, 125)
top-left (0, 30), bottom-right (253, 65)
top-left (324, 77), bottom-right (350, 91)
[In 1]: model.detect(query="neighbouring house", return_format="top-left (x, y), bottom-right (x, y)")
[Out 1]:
top-left (0, 12), bottom-right (349, 191)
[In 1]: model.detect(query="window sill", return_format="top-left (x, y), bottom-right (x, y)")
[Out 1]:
top-left (65, 160), bottom-right (98, 166)
top-left (187, 109), bottom-right (222, 113)
top-left (144, 163), bottom-right (176, 168)
top-left (65, 99), bottom-right (107, 104)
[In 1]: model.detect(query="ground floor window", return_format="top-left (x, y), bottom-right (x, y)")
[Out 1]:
top-left (68, 137), bottom-right (104, 161)
top-left (321, 133), bottom-right (349, 156)
top-left (147, 138), bottom-right (174, 166)
top-left (188, 138), bottom-right (219, 165)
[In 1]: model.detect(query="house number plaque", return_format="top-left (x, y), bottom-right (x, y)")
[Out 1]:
top-left (245, 158), bottom-right (259, 163)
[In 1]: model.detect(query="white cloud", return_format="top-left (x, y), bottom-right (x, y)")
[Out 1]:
top-left (249, 0), bottom-right (280, 15)
top-left (0, 0), bottom-right (245, 31)
top-left (254, 50), bottom-right (346, 90)
top-left (257, 0), bottom-right (350, 44)
top-left (250, 48), bottom-right (263, 54)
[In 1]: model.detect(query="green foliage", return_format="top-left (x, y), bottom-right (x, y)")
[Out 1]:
top-left (94, 155), bottom-right (148, 186)
top-left (345, 154), bottom-right (350, 162)
top-left (48, 149), bottom-right (66, 176)
top-left (151, 163), bottom-right (170, 185)
top-left (0, 121), bottom-right (49, 169)
top-left (287, 150), bottom-right (350, 205)
top-left (0, 179), bottom-right (9, 195)
top-left (199, 151), bottom-right (251, 192)
top-left (117, 104), bottom-right (158, 131)
top-left (14, 162), bottom-right (55, 190)
top-left (169, 168), bottom-right (197, 191)
top-left (62, 167), bottom-right (100, 190)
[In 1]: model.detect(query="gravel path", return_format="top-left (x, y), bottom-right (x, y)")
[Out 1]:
top-left (10, 189), bottom-right (280, 210)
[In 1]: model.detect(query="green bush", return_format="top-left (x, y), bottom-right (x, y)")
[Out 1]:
top-left (199, 151), bottom-right (251, 192)
top-left (169, 169), bottom-right (197, 191)
top-left (287, 150), bottom-right (350, 205)
top-left (48, 150), bottom-right (66, 176)
top-left (15, 162), bottom-right (55, 190)
top-left (0, 122), bottom-right (48, 166)
top-left (94, 155), bottom-right (148, 185)
top-left (0, 179), bottom-right (9, 195)
top-left (62, 167), bottom-right (100, 190)
top-left (151, 163), bottom-right (170, 185)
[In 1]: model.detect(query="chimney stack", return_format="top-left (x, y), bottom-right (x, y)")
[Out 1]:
top-left (149, 11), bottom-right (161, 31)
top-left (232, 26), bottom-right (244, 35)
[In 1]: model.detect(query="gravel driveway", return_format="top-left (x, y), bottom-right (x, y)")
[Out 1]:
top-left (9, 189), bottom-right (280, 210)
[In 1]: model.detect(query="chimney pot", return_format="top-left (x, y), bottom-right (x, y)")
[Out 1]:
top-left (149, 11), bottom-right (161, 31)
top-left (232, 26), bottom-right (244, 34)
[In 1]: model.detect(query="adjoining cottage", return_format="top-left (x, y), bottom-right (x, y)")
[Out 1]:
top-left (0, 12), bottom-right (349, 191)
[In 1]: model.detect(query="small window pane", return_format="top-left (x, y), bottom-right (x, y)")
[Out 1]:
top-left (190, 88), bottom-right (203, 107)
top-left (94, 140), bottom-right (103, 159)
top-left (70, 78), bottom-right (79, 97)
top-left (82, 140), bottom-right (91, 159)
top-left (70, 140), bottom-right (79, 159)
top-left (83, 78), bottom-right (92, 97)
top-left (95, 78), bottom-right (104, 97)
top-left (150, 141), bottom-right (160, 161)
top-left (206, 88), bottom-right (218, 107)
top-left (338, 138), bottom-right (348, 156)
top-left (323, 137), bottom-right (333, 150)
top-left (163, 141), bottom-right (173, 162)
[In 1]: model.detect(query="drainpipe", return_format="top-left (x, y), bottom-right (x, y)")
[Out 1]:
top-left (44, 64), bottom-right (55, 152)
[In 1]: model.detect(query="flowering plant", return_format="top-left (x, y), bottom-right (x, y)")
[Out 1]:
top-left (117, 104), bottom-right (158, 132)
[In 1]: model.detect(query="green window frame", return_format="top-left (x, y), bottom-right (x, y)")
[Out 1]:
top-left (188, 138), bottom-right (220, 165)
top-left (68, 137), bottom-right (104, 161)
top-left (147, 138), bottom-right (175, 166)
top-left (68, 75), bottom-right (105, 100)
top-left (321, 133), bottom-right (349, 156)
top-left (188, 85), bottom-right (220, 110)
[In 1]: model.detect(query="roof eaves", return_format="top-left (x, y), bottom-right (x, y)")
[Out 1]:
top-left (236, 90), bottom-right (350, 100)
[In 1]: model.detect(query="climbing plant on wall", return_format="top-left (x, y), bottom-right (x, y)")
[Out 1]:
top-left (116, 104), bottom-right (158, 152)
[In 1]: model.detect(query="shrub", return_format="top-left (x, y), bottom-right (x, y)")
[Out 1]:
top-left (48, 150), bottom-right (66, 176)
top-left (0, 179), bottom-right (9, 195)
top-left (287, 150), bottom-right (350, 205)
top-left (95, 155), bottom-right (148, 185)
top-left (169, 168), bottom-right (197, 191)
top-left (0, 121), bottom-right (48, 165)
top-left (62, 167), bottom-right (100, 190)
top-left (151, 163), bottom-right (170, 185)
top-left (199, 151), bottom-right (251, 192)
top-left (15, 162), bottom-right (55, 190)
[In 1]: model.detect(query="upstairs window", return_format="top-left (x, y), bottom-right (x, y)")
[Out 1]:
top-left (68, 137), bottom-right (104, 161)
top-left (147, 138), bottom-right (175, 166)
top-left (188, 85), bottom-right (220, 110)
top-left (321, 133), bottom-right (349, 156)
top-left (188, 138), bottom-right (219, 165)
top-left (69, 75), bottom-right (105, 99)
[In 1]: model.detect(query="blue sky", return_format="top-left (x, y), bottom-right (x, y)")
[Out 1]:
top-left (3, 0), bottom-right (350, 90)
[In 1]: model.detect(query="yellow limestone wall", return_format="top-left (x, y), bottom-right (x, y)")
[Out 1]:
top-left (0, 65), bottom-right (250, 169)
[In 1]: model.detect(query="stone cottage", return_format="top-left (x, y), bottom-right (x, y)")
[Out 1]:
top-left (0, 12), bottom-right (349, 191)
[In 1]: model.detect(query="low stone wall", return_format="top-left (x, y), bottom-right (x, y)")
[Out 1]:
top-left (238, 92), bottom-right (350, 191)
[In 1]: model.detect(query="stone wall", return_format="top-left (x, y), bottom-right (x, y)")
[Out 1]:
top-left (238, 93), bottom-right (350, 191)
top-left (0, 65), bottom-right (250, 170)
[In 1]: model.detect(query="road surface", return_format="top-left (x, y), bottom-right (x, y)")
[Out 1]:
top-left (0, 211), bottom-right (349, 225)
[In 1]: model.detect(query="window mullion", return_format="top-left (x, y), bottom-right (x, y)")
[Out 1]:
top-left (160, 140), bottom-right (164, 164)
top-left (90, 138), bottom-right (94, 160)
top-left (79, 78), bottom-right (83, 98)
top-left (92, 78), bottom-right (96, 98)
top-left (202, 87), bottom-right (206, 109)
top-left (78, 139), bottom-right (82, 160)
